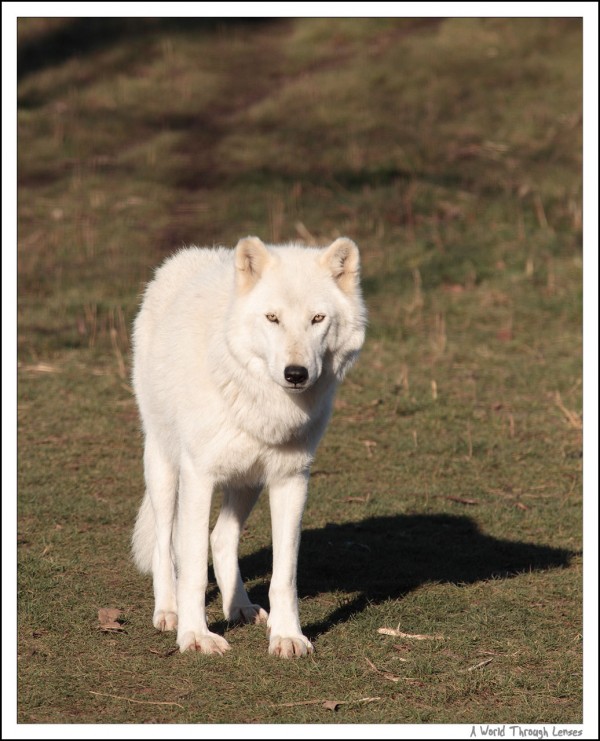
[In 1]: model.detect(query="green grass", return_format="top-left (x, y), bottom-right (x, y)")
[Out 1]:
top-left (17, 18), bottom-right (582, 725)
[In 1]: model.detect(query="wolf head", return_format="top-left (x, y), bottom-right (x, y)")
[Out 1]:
top-left (226, 236), bottom-right (367, 394)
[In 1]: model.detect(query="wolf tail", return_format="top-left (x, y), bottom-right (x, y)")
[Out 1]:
top-left (131, 493), bottom-right (155, 574)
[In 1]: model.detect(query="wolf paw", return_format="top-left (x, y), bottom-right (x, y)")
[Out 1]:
top-left (178, 631), bottom-right (231, 655)
top-left (228, 604), bottom-right (269, 625)
top-left (153, 610), bottom-right (178, 631)
top-left (268, 635), bottom-right (313, 659)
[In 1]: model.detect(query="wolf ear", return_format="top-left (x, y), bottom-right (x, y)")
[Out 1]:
top-left (320, 237), bottom-right (361, 294)
top-left (234, 236), bottom-right (270, 292)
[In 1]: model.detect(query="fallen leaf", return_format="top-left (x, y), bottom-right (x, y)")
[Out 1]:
top-left (98, 607), bottom-right (125, 632)
top-left (98, 607), bottom-right (121, 622)
top-left (99, 621), bottom-right (124, 632)
top-left (322, 700), bottom-right (341, 711)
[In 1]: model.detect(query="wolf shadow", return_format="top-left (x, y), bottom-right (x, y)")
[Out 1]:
top-left (218, 512), bottom-right (576, 639)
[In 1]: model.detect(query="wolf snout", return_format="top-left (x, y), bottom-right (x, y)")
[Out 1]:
top-left (284, 365), bottom-right (309, 386)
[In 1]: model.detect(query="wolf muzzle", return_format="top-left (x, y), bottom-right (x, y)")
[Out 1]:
top-left (284, 365), bottom-right (309, 386)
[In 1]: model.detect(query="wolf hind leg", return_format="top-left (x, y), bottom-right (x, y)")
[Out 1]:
top-left (211, 485), bottom-right (268, 625)
top-left (144, 435), bottom-right (179, 632)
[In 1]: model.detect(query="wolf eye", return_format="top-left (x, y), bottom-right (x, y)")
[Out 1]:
top-left (312, 314), bottom-right (326, 324)
top-left (266, 313), bottom-right (279, 323)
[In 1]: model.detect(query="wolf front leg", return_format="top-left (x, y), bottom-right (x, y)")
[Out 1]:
top-left (175, 453), bottom-right (230, 655)
top-left (267, 472), bottom-right (314, 658)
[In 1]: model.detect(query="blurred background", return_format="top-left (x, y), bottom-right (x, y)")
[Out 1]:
top-left (17, 17), bottom-right (582, 353)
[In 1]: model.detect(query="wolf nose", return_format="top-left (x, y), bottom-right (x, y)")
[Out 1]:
top-left (284, 365), bottom-right (309, 385)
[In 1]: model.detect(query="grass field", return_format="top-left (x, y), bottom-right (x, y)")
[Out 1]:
top-left (16, 17), bottom-right (584, 726)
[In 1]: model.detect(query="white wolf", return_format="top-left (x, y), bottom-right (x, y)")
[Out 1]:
top-left (131, 236), bottom-right (366, 658)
